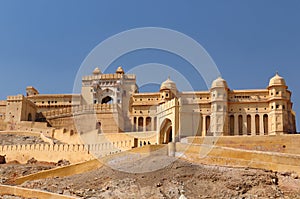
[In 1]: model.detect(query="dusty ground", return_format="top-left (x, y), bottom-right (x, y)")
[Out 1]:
top-left (0, 134), bottom-right (65, 145)
top-left (0, 134), bottom-right (47, 145)
top-left (0, 161), bottom-right (56, 185)
top-left (10, 154), bottom-right (299, 199)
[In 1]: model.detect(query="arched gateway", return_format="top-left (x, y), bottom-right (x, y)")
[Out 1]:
top-left (159, 119), bottom-right (173, 144)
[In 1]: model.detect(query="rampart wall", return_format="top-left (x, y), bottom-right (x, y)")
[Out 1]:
top-left (15, 159), bottom-right (102, 185)
top-left (185, 135), bottom-right (300, 154)
top-left (0, 144), bottom-right (92, 163)
top-left (176, 142), bottom-right (300, 175)
top-left (80, 130), bottom-right (157, 146)
top-left (0, 129), bottom-right (157, 164)
top-left (0, 184), bottom-right (77, 199)
top-left (50, 128), bottom-right (157, 146)
top-left (0, 140), bottom-right (134, 164)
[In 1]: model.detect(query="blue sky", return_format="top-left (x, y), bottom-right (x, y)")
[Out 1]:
top-left (0, 1), bottom-right (299, 127)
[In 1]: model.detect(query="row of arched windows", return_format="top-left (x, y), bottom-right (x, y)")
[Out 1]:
top-left (133, 116), bottom-right (157, 132)
top-left (229, 114), bottom-right (268, 136)
top-left (202, 114), bottom-right (269, 136)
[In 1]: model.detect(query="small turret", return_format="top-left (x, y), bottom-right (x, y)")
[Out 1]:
top-left (268, 72), bottom-right (288, 135)
top-left (159, 77), bottom-right (177, 103)
top-left (211, 76), bottom-right (228, 89)
top-left (160, 77), bottom-right (177, 92)
top-left (268, 72), bottom-right (286, 88)
top-left (93, 67), bottom-right (102, 75)
top-left (26, 86), bottom-right (39, 96)
top-left (116, 66), bottom-right (125, 74)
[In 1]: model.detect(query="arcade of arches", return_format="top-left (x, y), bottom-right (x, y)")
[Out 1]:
top-left (188, 114), bottom-right (269, 137)
top-left (228, 114), bottom-right (269, 136)
top-left (132, 116), bottom-right (157, 132)
top-left (132, 114), bottom-right (270, 137)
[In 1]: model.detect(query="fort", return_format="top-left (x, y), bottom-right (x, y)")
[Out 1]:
top-left (0, 67), bottom-right (297, 139)
top-left (1, 67), bottom-right (300, 198)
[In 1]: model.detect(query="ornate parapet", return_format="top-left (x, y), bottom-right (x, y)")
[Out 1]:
top-left (157, 98), bottom-right (179, 114)
top-left (7, 95), bottom-right (24, 101)
top-left (82, 73), bottom-right (136, 82)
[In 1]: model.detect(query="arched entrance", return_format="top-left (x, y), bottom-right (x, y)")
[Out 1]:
top-left (159, 119), bottom-right (173, 144)
top-left (101, 96), bottom-right (113, 104)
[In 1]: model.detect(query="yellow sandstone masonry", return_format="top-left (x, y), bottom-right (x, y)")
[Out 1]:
top-left (0, 184), bottom-right (78, 198)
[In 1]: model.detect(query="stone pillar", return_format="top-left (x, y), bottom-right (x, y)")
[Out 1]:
top-left (151, 117), bottom-right (155, 131)
top-left (251, 114), bottom-right (256, 136)
top-left (136, 119), bottom-right (139, 132)
top-left (201, 115), bottom-right (206, 137)
top-left (131, 117), bottom-right (134, 132)
top-left (234, 114), bottom-right (239, 136)
top-left (260, 114), bottom-right (264, 135)
top-left (143, 117), bottom-right (147, 132)
top-left (243, 114), bottom-right (247, 136)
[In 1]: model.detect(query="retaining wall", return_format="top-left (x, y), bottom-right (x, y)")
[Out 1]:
top-left (185, 135), bottom-right (300, 154)
top-left (0, 184), bottom-right (78, 199)
top-left (15, 159), bottom-right (102, 185)
top-left (176, 142), bottom-right (300, 175)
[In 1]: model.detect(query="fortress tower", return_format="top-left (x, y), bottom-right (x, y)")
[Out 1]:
top-left (210, 77), bottom-right (229, 136)
top-left (79, 66), bottom-right (138, 132)
top-left (268, 73), bottom-right (295, 135)
top-left (81, 66), bottom-right (137, 110)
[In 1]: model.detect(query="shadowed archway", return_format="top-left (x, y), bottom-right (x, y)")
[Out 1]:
top-left (101, 96), bottom-right (113, 104)
top-left (159, 119), bottom-right (173, 144)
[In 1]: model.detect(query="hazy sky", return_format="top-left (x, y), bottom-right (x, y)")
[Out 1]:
top-left (0, 1), bottom-right (299, 127)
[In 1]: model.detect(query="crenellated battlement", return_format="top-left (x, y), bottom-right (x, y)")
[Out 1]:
top-left (0, 141), bottom-right (133, 153)
top-left (82, 73), bottom-right (135, 81)
top-left (0, 143), bottom-right (115, 152)
top-left (0, 139), bottom-right (133, 164)
top-left (7, 95), bottom-right (24, 101)
top-left (7, 94), bottom-right (36, 108)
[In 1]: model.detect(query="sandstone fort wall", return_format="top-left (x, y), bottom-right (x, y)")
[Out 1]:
top-left (185, 135), bottom-right (300, 154)
top-left (0, 184), bottom-right (77, 199)
top-left (0, 141), bottom-right (135, 164)
top-left (176, 142), bottom-right (300, 175)
top-left (15, 159), bottom-right (102, 185)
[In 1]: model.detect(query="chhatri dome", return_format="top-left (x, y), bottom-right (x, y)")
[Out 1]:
top-left (269, 72), bottom-right (286, 87)
top-left (116, 66), bottom-right (125, 74)
top-left (211, 76), bottom-right (228, 88)
top-left (93, 67), bottom-right (102, 75)
top-left (160, 77), bottom-right (177, 91)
